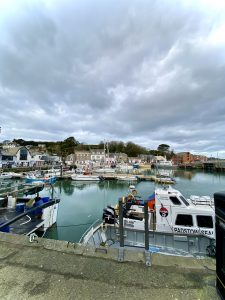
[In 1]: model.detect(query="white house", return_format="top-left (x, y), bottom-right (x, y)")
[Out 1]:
top-left (0, 146), bottom-right (32, 167)
top-left (90, 149), bottom-right (105, 163)
top-left (29, 151), bottom-right (46, 166)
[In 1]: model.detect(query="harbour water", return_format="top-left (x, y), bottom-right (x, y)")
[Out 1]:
top-left (2, 169), bottom-right (225, 243)
top-left (45, 169), bottom-right (225, 243)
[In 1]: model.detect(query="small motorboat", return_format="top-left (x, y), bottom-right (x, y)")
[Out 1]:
top-left (25, 173), bottom-right (57, 184)
top-left (71, 174), bottom-right (102, 182)
top-left (116, 175), bottom-right (138, 182)
top-left (0, 172), bottom-right (13, 180)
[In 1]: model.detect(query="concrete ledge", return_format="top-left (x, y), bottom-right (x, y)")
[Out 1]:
top-left (0, 232), bottom-right (216, 269)
top-left (0, 232), bottom-right (219, 299)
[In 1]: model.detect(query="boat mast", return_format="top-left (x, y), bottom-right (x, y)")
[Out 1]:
top-left (103, 140), bottom-right (106, 165)
top-left (107, 141), bottom-right (109, 165)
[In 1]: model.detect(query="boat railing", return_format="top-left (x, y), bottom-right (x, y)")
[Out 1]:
top-left (79, 218), bottom-right (102, 244)
top-left (190, 195), bottom-right (214, 206)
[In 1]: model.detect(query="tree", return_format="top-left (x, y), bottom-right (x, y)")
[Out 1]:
top-left (125, 142), bottom-right (148, 157)
top-left (157, 144), bottom-right (170, 153)
top-left (63, 137), bottom-right (79, 147)
top-left (60, 137), bottom-right (80, 158)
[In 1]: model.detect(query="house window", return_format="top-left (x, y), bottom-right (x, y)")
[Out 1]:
top-left (175, 214), bottom-right (193, 226)
top-left (2, 155), bottom-right (13, 161)
top-left (197, 215), bottom-right (213, 228)
top-left (20, 149), bottom-right (28, 160)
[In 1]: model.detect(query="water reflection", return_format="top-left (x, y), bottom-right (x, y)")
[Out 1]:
top-left (174, 170), bottom-right (195, 180)
top-left (57, 179), bottom-right (74, 195)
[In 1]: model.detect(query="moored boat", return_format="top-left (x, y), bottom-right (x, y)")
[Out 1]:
top-left (155, 175), bottom-right (176, 184)
top-left (25, 173), bottom-right (57, 184)
top-left (0, 191), bottom-right (60, 236)
top-left (0, 172), bottom-right (13, 180)
top-left (80, 186), bottom-right (215, 256)
top-left (71, 174), bottom-right (102, 181)
top-left (94, 167), bottom-right (115, 174)
top-left (155, 160), bottom-right (173, 168)
top-left (116, 175), bottom-right (138, 182)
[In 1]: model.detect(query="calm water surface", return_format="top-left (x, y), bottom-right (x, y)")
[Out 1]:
top-left (43, 169), bottom-right (225, 243)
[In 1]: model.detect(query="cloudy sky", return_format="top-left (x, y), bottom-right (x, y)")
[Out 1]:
top-left (0, 0), bottom-right (225, 157)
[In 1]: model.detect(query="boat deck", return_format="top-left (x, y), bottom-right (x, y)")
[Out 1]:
top-left (0, 208), bottom-right (44, 235)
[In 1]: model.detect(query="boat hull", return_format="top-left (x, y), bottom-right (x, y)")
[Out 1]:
top-left (81, 222), bottom-right (215, 256)
top-left (71, 175), bottom-right (101, 181)
top-left (25, 177), bottom-right (57, 184)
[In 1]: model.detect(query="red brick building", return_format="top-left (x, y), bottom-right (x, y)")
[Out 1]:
top-left (172, 152), bottom-right (208, 165)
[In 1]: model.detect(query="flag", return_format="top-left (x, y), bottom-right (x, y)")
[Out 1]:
top-left (147, 192), bottom-right (155, 210)
top-left (147, 193), bottom-right (155, 202)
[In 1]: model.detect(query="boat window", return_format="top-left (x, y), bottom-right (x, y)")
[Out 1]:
top-left (180, 196), bottom-right (190, 206)
top-left (169, 196), bottom-right (181, 205)
top-left (197, 215), bottom-right (213, 228)
top-left (175, 214), bottom-right (193, 226)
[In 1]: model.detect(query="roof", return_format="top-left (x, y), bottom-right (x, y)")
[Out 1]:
top-left (90, 149), bottom-right (105, 153)
top-left (1, 146), bottom-right (29, 156)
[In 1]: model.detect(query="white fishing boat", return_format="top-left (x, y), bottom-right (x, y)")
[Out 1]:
top-left (8, 172), bottom-right (23, 179)
top-left (0, 172), bottom-right (13, 180)
top-left (94, 167), bottom-right (115, 174)
top-left (116, 175), bottom-right (138, 182)
top-left (155, 175), bottom-right (176, 184)
top-left (44, 168), bottom-right (61, 177)
top-left (116, 164), bottom-right (133, 172)
top-left (155, 160), bottom-right (173, 168)
top-left (80, 186), bottom-right (215, 256)
top-left (71, 174), bottom-right (102, 181)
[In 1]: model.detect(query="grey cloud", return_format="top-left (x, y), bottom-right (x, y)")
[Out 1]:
top-left (0, 0), bottom-right (225, 156)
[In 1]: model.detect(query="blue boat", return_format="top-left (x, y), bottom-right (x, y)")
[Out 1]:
top-left (25, 174), bottom-right (57, 184)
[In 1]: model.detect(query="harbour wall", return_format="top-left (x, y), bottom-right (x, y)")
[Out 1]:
top-left (0, 232), bottom-right (219, 299)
